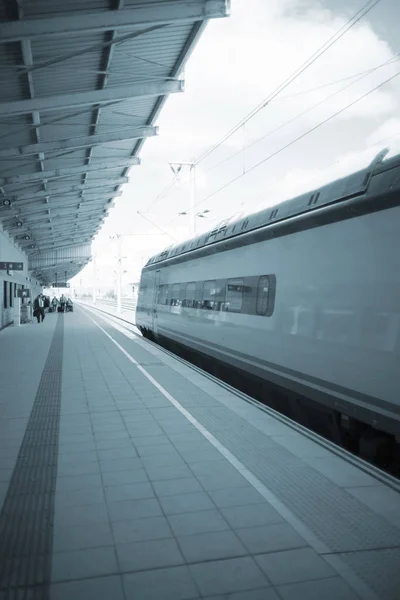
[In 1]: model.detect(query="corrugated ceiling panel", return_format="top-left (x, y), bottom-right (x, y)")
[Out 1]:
top-left (0, 116), bottom-right (33, 150)
top-left (0, 1), bottom-right (223, 283)
top-left (22, 0), bottom-right (112, 19)
top-left (39, 123), bottom-right (91, 142)
top-left (0, 43), bottom-right (26, 101)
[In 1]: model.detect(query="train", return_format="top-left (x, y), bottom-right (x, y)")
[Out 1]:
top-left (136, 149), bottom-right (400, 459)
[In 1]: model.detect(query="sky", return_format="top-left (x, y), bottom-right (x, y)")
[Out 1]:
top-left (71, 0), bottom-right (400, 290)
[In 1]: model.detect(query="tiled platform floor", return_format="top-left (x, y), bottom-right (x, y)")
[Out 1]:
top-left (0, 306), bottom-right (399, 599)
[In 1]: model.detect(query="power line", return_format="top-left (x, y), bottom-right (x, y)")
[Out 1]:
top-left (195, 0), bottom-right (383, 165)
top-left (173, 68), bottom-right (400, 219)
top-left (206, 54), bottom-right (399, 173)
top-left (269, 56), bottom-right (400, 104)
top-left (140, 174), bottom-right (181, 214)
top-left (136, 210), bottom-right (178, 241)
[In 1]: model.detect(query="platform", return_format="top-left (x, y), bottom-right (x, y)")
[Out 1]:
top-left (0, 307), bottom-right (400, 600)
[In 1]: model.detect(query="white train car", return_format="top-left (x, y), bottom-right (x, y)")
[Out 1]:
top-left (136, 150), bottom-right (400, 448)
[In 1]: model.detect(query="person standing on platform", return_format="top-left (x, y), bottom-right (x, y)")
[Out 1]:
top-left (51, 296), bottom-right (58, 312)
top-left (33, 294), bottom-right (45, 323)
top-left (60, 294), bottom-right (67, 312)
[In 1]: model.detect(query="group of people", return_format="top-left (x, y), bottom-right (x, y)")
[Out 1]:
top-left (33, 293), bottom-right (73, 323)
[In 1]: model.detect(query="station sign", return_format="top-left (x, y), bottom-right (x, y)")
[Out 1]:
top-left (51, 282), bottom-right (70, 288)
top-left (17, 289), bottom-right (31, 298)
top-left (0, 261), bottom-right (23, 271)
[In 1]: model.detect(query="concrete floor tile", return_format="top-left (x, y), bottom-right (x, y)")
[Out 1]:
top-left (112, 515), bottom-right (173, 544)
top-left (277, 576), bottom-right (360, 600)
top-left (56, 473), bottom-right (102, 492)
top-left (50, 574), bottom-right (125, 600)
top-left (140, 453), bottom-right (184, 468)
top-left (136, 442), bottom-right (178, 456)
top-left (145, 463), bottom-right (193, 482)
top-left (123, 566), bottom-right (198, 600)
top-left (96, 438), bottom-right (136, 452)
top-left (255, 548), bottom-right (335, 585)
top-left (220, 503), bottom-right (283, 529)
top-left (105, 482), bottom-right (154, 503)
top-left (58, 440), bottom-right (96, 454)
top-left (55, 486), bottom-right (105, 509)
top-left (0, 469), bottom-right (13, 483)
top-left (153, 477), bottom-right (203, 497)
top-left (54, 502), bottom-right (109, 528)
top-left (159, 491), bottom-right (215, 515)
top-left (102, 468), bottom-right (149, 487)
top-left (168, 509), bottom-right (230, 537)
top-left (97, 446), bottom-right (137, 460)
top-left (99, 456), bottom-right (143, 473)
top-left (117, 538), bottom-right (184, 573)
top-left (189, 556), bottom-right (268, 597)
top-left (53, 521), bottom-right (114, 553)
top-left (196, 471), bottom-right (249, 492)
top-left (51, 546), bottom-right (118, 582)
top-left (58, 450), bottom-right (98, 465)
top-left (107, 498), bottom-right (163, 522)
top-left (178, 530), bottom-right (248, 563)
top-left (204, 590), bottom-right (279, 600)
top-left (133, 434), bottom-right (171, 447)
top-left (94, 430), bottom-right (130, 442)
top-left (208, 486), bottom-right (266, 508)
top-left (236, 523), bottom-right (307, 554)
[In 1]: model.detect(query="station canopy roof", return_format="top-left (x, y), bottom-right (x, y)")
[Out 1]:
top-left (0, 0), bottom-right (229, 286)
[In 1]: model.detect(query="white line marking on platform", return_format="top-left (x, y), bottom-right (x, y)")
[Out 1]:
top-left (81, 307), bottom-right (379, 600)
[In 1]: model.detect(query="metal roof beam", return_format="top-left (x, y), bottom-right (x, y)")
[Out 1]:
top-left (0, 1), bottom-right (230, 42)
top-left (0, 158), bottom-right (140, 186)
top-left (0, 126), bottom-right (158, 158)
top-left (6, 178), bottom-right (128, 199)
top-left (12, 191), bottom-right (121, 207)
top-left (0, 80), bottom-right (184, 116)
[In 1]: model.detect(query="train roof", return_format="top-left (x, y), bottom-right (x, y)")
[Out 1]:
top-left (144, 148), bottom-right (400, 268)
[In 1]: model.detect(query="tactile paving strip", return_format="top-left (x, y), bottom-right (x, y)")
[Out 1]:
top-left (0, 316), bottom-right (64, 600)
top-left (336, 548), bottom-right (400, 600)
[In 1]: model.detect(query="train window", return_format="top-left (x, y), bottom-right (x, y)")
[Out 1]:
top-left (225, 278), bottom-right (244, 312)
top-left (3, 281), bottom-right (8, 309)
top-left (171, 283), bottom-right (182, 306)
top-left (256, 276), bottom-right (270, 315)
top-left (184, 282), bottom-right (196, 308)
top-left (202, 280), bottom-right (217, 310)
top-left (9, 282), bottom-right (13, 308)
top-left (158, 284), bottom-right (169, 306)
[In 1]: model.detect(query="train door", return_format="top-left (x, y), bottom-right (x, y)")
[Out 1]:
top-left (152, 270), bottom-right (161, 335)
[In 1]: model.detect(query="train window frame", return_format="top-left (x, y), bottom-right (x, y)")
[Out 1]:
top-left (184, 282), bottom-right (196, 308)
top-left (256, 275), bottom-right (270, 316)
top-left (158, 284), bottom-right (169, 306)
top-left (202, 279), bottom-right (218, 310)
top-left (225, 278), bottom-right (244, 313)
top-left (171, 283), bottom-right (182, 307)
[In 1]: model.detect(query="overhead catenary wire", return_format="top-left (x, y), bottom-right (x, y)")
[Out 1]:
top-left (206, 53), bottom-right (400, 173)
top-left (140, 170), bottom-right (183, 215)
top-left (167, 68), bottom-right (400, 221)
top-left (136, 210), bottom-right (178, 241)
top-left (195, 0), bottom-right (383, 166)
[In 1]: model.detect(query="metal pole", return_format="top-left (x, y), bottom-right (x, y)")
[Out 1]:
top-left (189, 163), bottom-right (196, 236)
top-left (116, 234), bottom-right (122, 315)
top-left (92, 254), bottom-right (97, 305)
